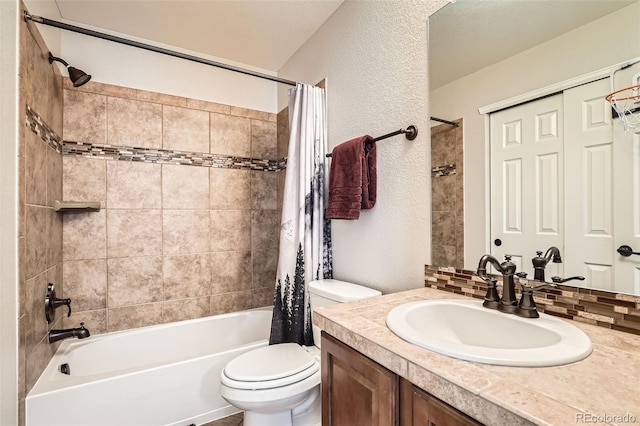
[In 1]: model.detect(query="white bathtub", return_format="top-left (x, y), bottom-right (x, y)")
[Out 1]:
top-left (26, 307), bottom-right (272, 426)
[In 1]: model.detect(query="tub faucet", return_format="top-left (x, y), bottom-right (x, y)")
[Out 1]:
top-left (532, 247), bottom-right (562, 281)
top-left (476, 254), bottom-right (518, 313)
top-left (48, 322), bottom-right (90, 344)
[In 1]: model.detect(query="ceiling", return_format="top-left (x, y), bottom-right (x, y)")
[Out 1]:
top-left (49, 0), bottom-right (636, 82)
top-left (429, 0), bottom-right (637, 90)
top-left (54, 0), bottom-right (345, 71)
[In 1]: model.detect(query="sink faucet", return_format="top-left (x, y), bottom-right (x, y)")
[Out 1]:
top-left (476, 254), bottom-right (518, 313)
top-left (48, 322), bottom-right (90, 344)
top-left (532, 247), bottom-right (562, 281)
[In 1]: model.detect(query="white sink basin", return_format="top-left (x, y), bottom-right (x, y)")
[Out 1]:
top-left (386, 299), bottom-right (592, 367)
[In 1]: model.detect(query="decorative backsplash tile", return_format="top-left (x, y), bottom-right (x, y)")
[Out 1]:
top-left (425, 265), bottom-right (640, 336)
top-left (27, 106), bottom-right (285, 172)
top-left (26, 105), bottom-right (62, 153)
top-left (62, 140), bottom-right (284, 172)
top-left (431, 164), bottom-right (456, 177)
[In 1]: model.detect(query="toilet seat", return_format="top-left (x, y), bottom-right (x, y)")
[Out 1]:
top-left (221, 343), bottom-right (319, 390)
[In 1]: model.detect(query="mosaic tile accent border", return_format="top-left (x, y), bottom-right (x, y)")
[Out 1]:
top-left (26, 106), bottom-right (285, 172)
top-left (25, 105), bottom-right (62, 153)
top-left (62, 140), bottom-right (285, 172)
top-left (425, 264), bottom-right (640, 336)
top-left (431, 164), bottom-right (456, 177)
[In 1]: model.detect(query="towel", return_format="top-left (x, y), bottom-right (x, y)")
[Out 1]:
top-left (325, 135), bottom-right (377, 220)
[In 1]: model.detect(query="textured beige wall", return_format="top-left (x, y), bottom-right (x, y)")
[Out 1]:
top-left (61, 81), bottom-right (279, 334)
top-left (278, 0), bottom-right (450, 293)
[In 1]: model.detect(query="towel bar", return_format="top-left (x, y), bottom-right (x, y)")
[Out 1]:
top-left (326, 125), bottom-right (417, 158)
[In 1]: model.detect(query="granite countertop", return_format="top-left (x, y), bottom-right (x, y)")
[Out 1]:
top-left (313, 287), bottom-right (640, 426)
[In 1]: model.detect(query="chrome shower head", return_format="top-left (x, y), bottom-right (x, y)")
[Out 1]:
top-left (48, 52), bottom-right (91, 87)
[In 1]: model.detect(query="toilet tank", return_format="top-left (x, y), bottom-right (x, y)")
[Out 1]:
top-left (309, 279), bottom-right (382, 347)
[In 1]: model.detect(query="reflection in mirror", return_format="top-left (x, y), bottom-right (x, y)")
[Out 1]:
top-left (429, 0), bottom-right (640, 294)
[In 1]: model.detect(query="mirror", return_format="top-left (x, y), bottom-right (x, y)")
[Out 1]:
top-left (429, 0), bottom-right (640, 294)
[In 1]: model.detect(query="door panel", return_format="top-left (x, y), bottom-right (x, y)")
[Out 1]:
top-left (490, 94), bottom-right (563, 277)
top-left (564, 79), bottom-right (613, 283)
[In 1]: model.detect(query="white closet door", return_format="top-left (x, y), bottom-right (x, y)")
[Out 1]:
top-left (564, 78), bottom-right (614, 289)
top-left (490, 94), bottom-right (564, 277)
top-left (613, 125), bottom-right (640, 294)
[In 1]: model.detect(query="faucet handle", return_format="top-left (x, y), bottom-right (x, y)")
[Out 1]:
top-left (551, 276), bottom-right (585, 284)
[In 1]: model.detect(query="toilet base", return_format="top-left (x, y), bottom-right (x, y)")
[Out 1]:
top-left (241, 386), bottom-right (320, 426)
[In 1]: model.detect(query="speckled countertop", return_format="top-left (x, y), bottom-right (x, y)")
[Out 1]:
top-left (313, 287), bottom-right (640, 426)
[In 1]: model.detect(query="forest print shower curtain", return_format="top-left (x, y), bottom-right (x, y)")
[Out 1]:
top-left (270, 83), bottom-right (333, 346)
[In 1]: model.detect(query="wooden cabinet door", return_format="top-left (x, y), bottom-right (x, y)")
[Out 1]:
top-left (321, 332), bottom-right (398, 426)
top-left (400, 379), bottom-right (482, 426)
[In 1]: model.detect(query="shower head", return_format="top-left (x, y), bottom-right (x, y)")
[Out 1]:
top-left (48, 53), bottom-right (91, 87)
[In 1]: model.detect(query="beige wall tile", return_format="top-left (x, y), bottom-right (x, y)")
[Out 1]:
top-left (25, 131), bottom-right (47, 206)
top-left (107, 210), bottom-right (162, 258)
top-left (163, 254), bottom-right (211, 300)
top-left (162, 210), bottom-right (210, 255)
top-left (211, 251), bottom-right (252, 294)
top-left (63, 157), bottom-right (106, 208)
top-left (46, 149), bottom-right (62, 208)
top-left (210, 168), bottom-right (250, 210)
top-left (108, 303), bottom-right (163, 332)
top-left (186, 98), bottom-right (230, 115)
top-left (251, 209), bottom-right (279, 254)
top-left (162, 165), bottom-right (209, 210)
top-left (252, 248), bottom-right (277, 290)
top-left (63, 210), bottom-right (106, 261)
top-left (66, 80), bottom-right (138, 100)
top-left (210, 113), bottom-right (251, 157)
top-left (252, 287), bottom-right (274, 309)
top-left (63, 90), bottom-right (106, 144)
top-left (210, 210), bottom-right (251, 252)
top-left (211, 290), bottom-right (252, 315)
top-left (25, 337), bottom-right (56, 394)
top-left (107, 256), bottom-right (163, 307)
top-left (63, 259), bottom-right (107, 311)
top-left (277, 107), bottom-right (289, 159)
top-left (63, 309), bottom-right (107, 335)
top-left (136, 90), bottom-right (186, 107)
top-left (23, 272), bottom-right (48, 356)
top-left (163, 106), bottom-right (209, 153)
top-left (163, 297), bottom-right (210, 323)
top-left (251, 171), bottom-right (277, 210)
top-left (106, 161), bottom-right (161, 208)
top-left (47, 209), bottom-right (62, 269)
top-left (251, 120), bottom-right (277, 160)
top-left (107, 97), bottom-right (162, 148)
top-left (229, 106), bottom-right (273, 122)
top-left (24, 205), bottom-right (47, 279)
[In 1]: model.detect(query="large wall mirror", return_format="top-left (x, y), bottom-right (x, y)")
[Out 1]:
top-left (429, 0), bottom-right (640, 295)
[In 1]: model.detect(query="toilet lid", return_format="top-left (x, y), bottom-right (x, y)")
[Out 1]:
top-left (222, 343), bottom-right (319, 390)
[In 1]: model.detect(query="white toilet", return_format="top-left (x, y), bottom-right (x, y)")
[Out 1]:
top-left (220, 279), bottom-right (382, 426)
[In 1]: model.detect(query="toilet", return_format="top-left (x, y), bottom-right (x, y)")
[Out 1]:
top-left (219, 279), bottom-right (382, 426)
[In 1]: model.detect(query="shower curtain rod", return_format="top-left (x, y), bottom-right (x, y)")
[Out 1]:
top-left (430, 117), bottom-right (459, 127)
top-left (23, 12), bottom-right (298, 87)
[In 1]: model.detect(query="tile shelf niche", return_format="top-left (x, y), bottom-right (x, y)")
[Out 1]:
top-left (53, 200), bottom-right (101, 212)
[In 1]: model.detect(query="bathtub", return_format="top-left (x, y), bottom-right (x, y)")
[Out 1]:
top-left (26, 307), bottom-right (272, 426)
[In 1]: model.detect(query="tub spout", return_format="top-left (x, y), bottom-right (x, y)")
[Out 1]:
top-left (48, 322), bottom-right (90, 344)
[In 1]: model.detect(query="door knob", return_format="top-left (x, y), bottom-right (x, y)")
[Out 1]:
top-left (617, 245), bottom-right (640, 257)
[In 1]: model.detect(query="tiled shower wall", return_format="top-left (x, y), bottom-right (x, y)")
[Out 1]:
top-left (18, 10), bottom-right (65, 420)
top-left (61, 81), bottom-right (279, 334)
top-left (431, 119), bottom-right (464, 269)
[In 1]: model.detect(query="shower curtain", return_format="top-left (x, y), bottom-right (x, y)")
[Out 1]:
top-left (270, 83), bottom-right (333, 346)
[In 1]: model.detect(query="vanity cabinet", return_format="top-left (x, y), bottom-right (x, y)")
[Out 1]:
top-left (321, 332), bottom-right (482, 426)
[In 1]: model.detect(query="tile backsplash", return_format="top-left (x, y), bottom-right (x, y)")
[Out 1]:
top-left (425, 265), bottom-right (640, 335)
